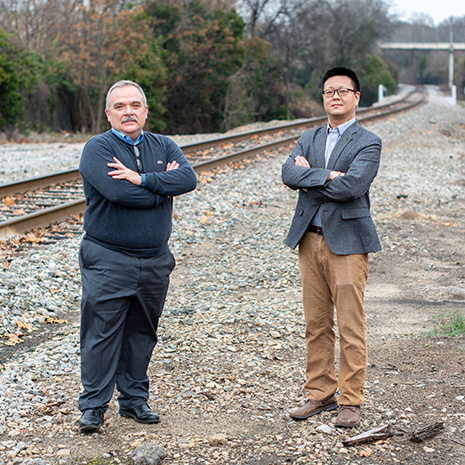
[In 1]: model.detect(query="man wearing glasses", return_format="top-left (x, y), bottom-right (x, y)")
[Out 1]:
top-left (78, 80), bottom-right (197, 432)
top-left (282, 67), bottom-right (381, 427)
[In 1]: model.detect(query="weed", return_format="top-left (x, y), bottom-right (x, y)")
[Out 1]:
top-left (431, 311), bottom-right (465, 337)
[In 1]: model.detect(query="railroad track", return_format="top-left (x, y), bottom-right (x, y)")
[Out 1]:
top-left (0, 87), bottom-right (426, 241)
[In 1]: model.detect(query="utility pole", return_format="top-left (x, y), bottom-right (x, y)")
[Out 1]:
top-left (448, 30), bottom-right (454, 89)
top-left (379, 36), bottom-right (465, 89)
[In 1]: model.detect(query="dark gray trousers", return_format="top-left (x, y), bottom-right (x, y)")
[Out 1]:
top-left (78, 239), bottom-right (175, 412)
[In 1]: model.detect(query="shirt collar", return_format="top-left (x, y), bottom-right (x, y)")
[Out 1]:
top-left (327, 117), bottom-right (356, 136)
top-left (111, 128), bottom-right (144, 145)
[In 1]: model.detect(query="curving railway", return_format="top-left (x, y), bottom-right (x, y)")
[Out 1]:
top-left (0, 86), bottom-right (426, 241)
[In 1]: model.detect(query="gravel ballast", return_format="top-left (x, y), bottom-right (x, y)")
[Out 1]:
top-left (0, 87), bottom-right (464, 464)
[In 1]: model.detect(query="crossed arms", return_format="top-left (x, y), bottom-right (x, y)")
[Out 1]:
top-left (294, 155), bottom-right (345, 187)
top-left (282, 135), bottom-right (381, 203)
top-left (79, 136), bottom-right (197, 209)
top-left (107, 158), bottom-right (179, 185)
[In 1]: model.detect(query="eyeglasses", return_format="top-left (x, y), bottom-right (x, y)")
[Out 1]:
top-left (134, 146), bottom-right (142, 172)
top-left (322, 88), bottom-right (357, 98)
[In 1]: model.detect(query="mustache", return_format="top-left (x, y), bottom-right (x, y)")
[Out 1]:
top-left (121, 116), bottom-right (138, 123)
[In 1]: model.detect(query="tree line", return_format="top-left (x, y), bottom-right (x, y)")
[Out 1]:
top-left (0, 0), bottom-right (462, 138)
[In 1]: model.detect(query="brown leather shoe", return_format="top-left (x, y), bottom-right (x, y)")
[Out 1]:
top-left (335, 405), bottom-right (360, 427)
top-left (289, 394), bottom-right (338, 420)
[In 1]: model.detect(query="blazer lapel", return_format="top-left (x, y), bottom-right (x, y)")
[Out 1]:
top-left (327, 121), bottom-right (359, 169)
top-left (313, 127), bottom-right (327, 168)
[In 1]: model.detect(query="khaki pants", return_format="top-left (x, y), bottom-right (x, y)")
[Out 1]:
top-left (298, 231), bottom-right (368, 405)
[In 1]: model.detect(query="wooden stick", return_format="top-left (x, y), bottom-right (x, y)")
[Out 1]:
top-left (409, 422), bottom-right (444, 443)
top-left (343, 424), bottom-right (395, 447)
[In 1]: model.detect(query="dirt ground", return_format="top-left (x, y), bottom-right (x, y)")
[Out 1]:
top-left (1, 192), bottom-right (464, 465)
top-left (2, 153), bottom-right (465, 464)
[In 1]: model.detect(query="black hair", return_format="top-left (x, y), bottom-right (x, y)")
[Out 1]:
top-left (322, 67), bottom-right (360, 92)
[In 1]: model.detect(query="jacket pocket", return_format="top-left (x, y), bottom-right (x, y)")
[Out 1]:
top-left (341, 207), bottom-right (370, 219)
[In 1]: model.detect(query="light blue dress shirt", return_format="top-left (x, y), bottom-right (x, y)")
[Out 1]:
top-left (110, 128), bottom-right (147, 184)
top-left (311, 118), bottom-right (356, 227)
top-left (111, 127), bottom-right (144, 145)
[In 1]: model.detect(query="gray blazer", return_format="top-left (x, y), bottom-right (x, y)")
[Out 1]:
top-left (282, 120), bottom-right (382, 255)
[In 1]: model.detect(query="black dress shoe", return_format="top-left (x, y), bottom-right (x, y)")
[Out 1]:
top-left (79, 408), bottom-right (104, 432)
top-left (119, 404), bottom-right (160, 424)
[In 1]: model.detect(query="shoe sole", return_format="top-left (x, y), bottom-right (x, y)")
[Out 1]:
top-left (335, 412), bottom-right (360, 428)
top-left (79, 424), bottom-right (102, 433)
top-left (335, 419), bottom-right (360, 428)
top-left (119, 411), bottom-right (160, 424)
top-left (290, 402), bottom-right (338, 420)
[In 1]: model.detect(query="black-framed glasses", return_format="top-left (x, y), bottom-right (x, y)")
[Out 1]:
top-left (134, 146), bottom-right (142, 172)
top-left (322, 88), bottom-right (357, 98)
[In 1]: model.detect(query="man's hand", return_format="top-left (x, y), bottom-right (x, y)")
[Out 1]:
top-left (108, 157), bottom-right (181, 186)
top-left (166, 161), bottom-right (179, 171)
top-left (295, 155), bottom-right (311, 168)
top-left (108, 157), bottom-right (141, 185)
top-left (294, 156), bottom-right (310, 191)
top-left (327, 170), bottom-right (345, 181)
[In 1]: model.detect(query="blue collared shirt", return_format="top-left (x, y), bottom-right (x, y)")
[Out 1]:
top-left (312, 117), bottom-right (356, 227)
top-left (323, 117), bottom-right (356, 168)
top-left (111, 128), bottom-right (146, 184)
top-left (111, 127), bottom-right (144, 146)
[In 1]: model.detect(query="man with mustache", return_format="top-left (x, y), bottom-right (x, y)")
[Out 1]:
top-left (282, 67), bottom-right (381, 427)
top-left (78, 80), bottom-right (197, 432)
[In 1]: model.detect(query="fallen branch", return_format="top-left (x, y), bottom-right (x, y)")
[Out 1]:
top-left (343, 424), bottom-right (396, 447)
top-left (449, 437), bottom-right (465, 447)
top-left (409, 422), bottom-right (444, 443)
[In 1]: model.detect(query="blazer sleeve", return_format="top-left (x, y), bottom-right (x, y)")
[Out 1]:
top-left (282, 131), bottom-right (331, 189)
top-left (307, 136), bottom-right (381, 204)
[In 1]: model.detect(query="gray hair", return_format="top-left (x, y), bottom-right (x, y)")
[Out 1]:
top-left (105, 80), bottom-right (148, 110)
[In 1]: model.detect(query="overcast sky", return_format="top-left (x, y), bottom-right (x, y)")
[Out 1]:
top-left (390, 0), bottom-right (464, 25)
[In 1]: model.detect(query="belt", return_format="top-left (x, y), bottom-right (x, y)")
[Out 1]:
top-left (308, 224), bottom-right (324, 236)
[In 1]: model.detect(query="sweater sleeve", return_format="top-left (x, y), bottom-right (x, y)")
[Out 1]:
top-left (80, 135), bottom-right (166, 208)
top-left (144, 138), bottom-right (197, 196)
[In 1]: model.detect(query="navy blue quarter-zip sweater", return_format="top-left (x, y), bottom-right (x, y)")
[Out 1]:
top-left (79, 131), bottom-right (197, 257)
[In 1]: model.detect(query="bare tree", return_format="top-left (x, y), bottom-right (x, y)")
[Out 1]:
top-left (263, 5), bottom-right (317, 118)
top-left (235, 0), bottom-right (301, 37)
top-left (256, 0), bottom-right (393, 116)
top-left (318, 0), bottom-right (393, 67)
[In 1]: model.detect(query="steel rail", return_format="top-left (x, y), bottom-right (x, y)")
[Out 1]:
top-left (0, 87), bottom-right (417, 199)
top-left (193, 89), bottom-right (426, 172)
top-left (0, 169), bottom-right (81, 198)
top-left (0, 88), bottom-right (425, 240)
top-left (0, 199), bottom-right (86, 239)
top-left (157, 86), bottom-right (417, 152)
